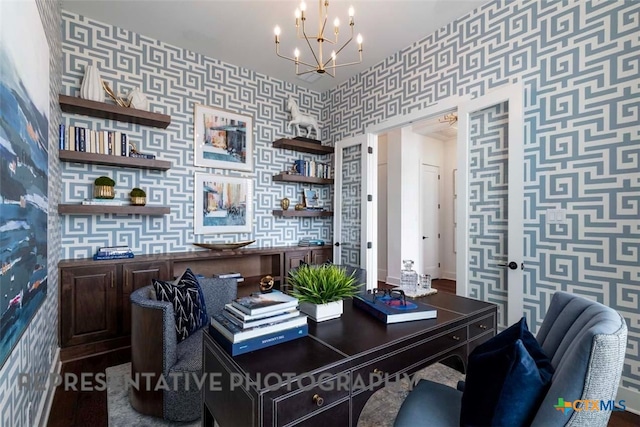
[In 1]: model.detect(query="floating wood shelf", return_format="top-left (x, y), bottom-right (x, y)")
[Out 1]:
top-left (59, 150), bottom-right (171, 171)
top-left (59, 94), bottom-right (171, 129)
top-left (272, 209), bottom-right (333, 218)
top-left (58, 204), bottom-right (170, 215)
top-left (272, 173), bottom-right (333, 185)
top-left (273, 138), bottom-right (334, 155)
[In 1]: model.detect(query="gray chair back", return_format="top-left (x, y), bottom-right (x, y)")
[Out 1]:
top-left (532, 291), bottom-right (627, 427)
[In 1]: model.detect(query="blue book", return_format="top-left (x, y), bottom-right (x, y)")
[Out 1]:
top-left (208, 323), bottom-right (308, 356)
top-left (353, 293), bottom-right (437, 324)
top-left (59, 124), bottom-right (65, 150)
top-left (210, 312), bottom-right (307, 342)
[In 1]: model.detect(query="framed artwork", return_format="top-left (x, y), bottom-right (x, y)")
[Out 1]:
top-left (193, 104), bottom-right (253, 171)
top-left (303, 188), bottom-right (320, 208)
top-left (194, 173), bottom-right (253, 234)
top-left (0, 0), bottom-right (50, 368)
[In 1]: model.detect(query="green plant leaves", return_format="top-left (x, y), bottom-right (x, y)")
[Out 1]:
top-left (288, 264), bottom-right (363, 304)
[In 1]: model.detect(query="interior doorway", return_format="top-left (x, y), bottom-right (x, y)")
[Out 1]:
top-left (376, 114), bottom-right (458, 289)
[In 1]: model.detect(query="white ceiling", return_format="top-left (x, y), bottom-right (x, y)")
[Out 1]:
top-left (61, 0), bottom-right (488, 92)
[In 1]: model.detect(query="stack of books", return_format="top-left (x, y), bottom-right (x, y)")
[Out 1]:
top-left (213, 272), bottom-right (245, 283)
top-left (93, 246), bottom-right (134, 260)
top-left (209, 290), bottom-right (307, 356)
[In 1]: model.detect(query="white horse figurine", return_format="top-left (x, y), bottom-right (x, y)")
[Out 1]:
top-left (287, 97), bottom-right (319, 139)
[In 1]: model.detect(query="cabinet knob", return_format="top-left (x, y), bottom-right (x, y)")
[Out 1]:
top-left (373, 368), bottom-right (384, 375)
top-left (312, 393), bottom-right (324, 407)
top-left (451, 335), bottom-right (461, 341)
top-left (478, 324), bottom-right (488, 330)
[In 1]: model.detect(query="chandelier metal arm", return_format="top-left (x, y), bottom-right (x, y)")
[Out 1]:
top-left (275, 43), bottom-right (317, 69)
top-left (300, 18), bottom-right (322, 69)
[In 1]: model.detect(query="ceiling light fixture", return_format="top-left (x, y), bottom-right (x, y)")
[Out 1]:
top-left (439, 113), bottom-right (458, 126)
top-left (273, 0), bottom-right (363, 77)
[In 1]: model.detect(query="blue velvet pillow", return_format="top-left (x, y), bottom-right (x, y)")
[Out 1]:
top-left (152, 268), bottom-right (208, 342)
top-left (460, 317), bottom-right (554, 427)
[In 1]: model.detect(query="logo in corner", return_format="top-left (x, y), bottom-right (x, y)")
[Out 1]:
top-left (554, 398), bottom-right (572, 414)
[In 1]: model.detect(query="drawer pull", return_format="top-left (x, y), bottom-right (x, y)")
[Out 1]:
top-left (478, 324), bottom-right (488, 330)
top-left (451, 335), bottom-right (461, 341)
top-left (312, 394), bottom-right (324, 407)
top-left (373, 368), bottom-right (385, 375)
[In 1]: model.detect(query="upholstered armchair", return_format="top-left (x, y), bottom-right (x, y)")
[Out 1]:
top-left (394, 291), bottom-right (628, 427)
top-left (129, 277), bottom-right (237, 422)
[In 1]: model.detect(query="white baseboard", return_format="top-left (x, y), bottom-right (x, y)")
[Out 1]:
top-left (616, 384), bottom-right (640, 415)
top-left (35, 347), bottom-right (61, 427)
top-left (441, 271), bottom-right (456, 281)
top-left (377, 269), bottom-right (387, 283)
top-left (386, 276), bottom-right (400, 286)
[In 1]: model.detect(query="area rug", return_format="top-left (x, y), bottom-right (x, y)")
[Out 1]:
top-left (106, 362), bottom-right (464, 427)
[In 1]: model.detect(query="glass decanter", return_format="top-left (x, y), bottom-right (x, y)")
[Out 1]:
top-left (400, 259), bottom-right (418, 291)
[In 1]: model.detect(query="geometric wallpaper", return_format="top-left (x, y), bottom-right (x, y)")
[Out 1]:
top-left (61, 11), bottom-right (332, 260)
top-left (325, 0), bottom-right (640, 397)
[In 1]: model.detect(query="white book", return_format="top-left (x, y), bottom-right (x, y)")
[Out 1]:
top-left (214, 272), bottom-right (242, 278)
top-left (224, 303), bottom-right (297, 322)
top-left (82, 199), bottom-right (126, 206)
top-left (222, 307), bottom-right (300, 329)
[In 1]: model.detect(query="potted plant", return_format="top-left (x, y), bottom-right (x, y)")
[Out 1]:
top-left (130, 187), bottom-right (147, 206)
top-left (288, 264), bottom-right (363, 322)
top-left (93, 176), bottom-right (115, 199)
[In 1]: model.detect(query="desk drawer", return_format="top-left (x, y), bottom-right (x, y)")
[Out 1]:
top-left (275, 375), bottom-right (349, 427)
top-left (352, 326), bottom-right (467, 391)
top-left (468, 313), bottom-right (495, 339)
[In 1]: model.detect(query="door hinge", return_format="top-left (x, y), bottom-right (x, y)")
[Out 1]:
top-left (367, 194), bottom-right (373, 202)
top-left (438, 174), bottom-right (441, 180)
top-left (438, 263), bottom-right (441, 268)
top-left (367, 242), bottom-right (372, 249)
top-left (438, 233), bottom-right (441, 238)
top-left (438, 203), bottom-right (440, 209)
top-left (368, 147), bottom-right (373, 154)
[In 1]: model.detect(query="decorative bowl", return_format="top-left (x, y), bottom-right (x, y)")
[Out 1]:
top-left (193, 240), bottom-right (256, 251)
top-left (130, 196), bottom-right (146, 206)
top-left (94, 185), bottom-right (115, 199)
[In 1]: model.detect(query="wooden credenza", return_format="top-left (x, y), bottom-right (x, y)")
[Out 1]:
top-left (58, 245), bottom-right (332, 361)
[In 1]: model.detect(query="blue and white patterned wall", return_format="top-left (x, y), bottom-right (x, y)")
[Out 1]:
top-left (326, 0), bottom-right (639, 399)
top-left (60, 11), bottom-right (332, 259)
top-left (0, 1), bottom-right (62, 426)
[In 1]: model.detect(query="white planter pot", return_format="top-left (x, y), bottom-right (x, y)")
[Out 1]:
top-left (299, 300), bottom-right (343, 322)
top-left (80, 65), bottom-right (104, 102)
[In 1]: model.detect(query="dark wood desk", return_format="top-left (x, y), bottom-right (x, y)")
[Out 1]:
top-left (202, 292), bottom-right (496, 427)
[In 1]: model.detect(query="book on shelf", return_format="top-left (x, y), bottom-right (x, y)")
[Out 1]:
top-left (82, 199), bottom-right (126, 206)
top-left (352, 292), bottom-right (437, 324)
top-left (213, 272), bottom-right (242, 279)
top-left (222, 307), bottom-right (300, 330)
top-left (223, 303), bottom-right (299, 322)
top-left (129, 152), bottom-right (156, 159)
top-left (231, 290), bottom-right (299, 316)
top-left (93, 252), bottom-right (134, 261)
top-left (210, 312), bottom-right (307, 343)
top-left (208, 322), bottom-right (308, 356)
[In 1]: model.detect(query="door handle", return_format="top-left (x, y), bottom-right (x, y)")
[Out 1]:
top-left (422, 236), bottom-right (428, 240)
top-left (497, 261), bottom-right (518, 270)
top-left (334, 242), bottom-right (340, 247)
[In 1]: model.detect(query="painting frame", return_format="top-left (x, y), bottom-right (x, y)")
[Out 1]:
top-left (193, 104), bottom-right (253, 171)
top-left (194, 173), bottom-right (253, 234)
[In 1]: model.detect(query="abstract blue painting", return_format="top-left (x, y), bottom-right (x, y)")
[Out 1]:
top-left (0, 0), bottom-right (49, 368)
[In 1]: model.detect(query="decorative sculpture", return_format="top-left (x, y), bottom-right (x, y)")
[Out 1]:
top-left (286, 97), bottom-right (319, 140)
top-left (80, 65), bottom-right (104, 102)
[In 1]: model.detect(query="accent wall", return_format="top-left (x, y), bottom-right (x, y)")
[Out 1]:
top-left (325, 0), bottom-right (639, 404)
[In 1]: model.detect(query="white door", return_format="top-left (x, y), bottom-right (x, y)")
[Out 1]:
top-left (457, 82), bottom-right (524, 328)
top-left (420, 164), bottom-right (440, 278)
top-left (333, 135), bottom-right (376, 289)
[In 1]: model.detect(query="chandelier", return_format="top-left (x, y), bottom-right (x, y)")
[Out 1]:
top-left (273, 0), bottom-right (363, 77)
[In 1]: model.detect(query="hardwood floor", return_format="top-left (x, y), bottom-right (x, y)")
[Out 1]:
top-left (46, 293), bottom-right (638, 427)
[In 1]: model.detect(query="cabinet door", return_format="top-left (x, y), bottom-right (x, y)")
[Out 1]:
top-left (122, 261), bottom-right (170, 335)
top-left (285, 250), bottom-right (309, 270)
top-left (60, 265), bottom-right (117, 347)
top-left (310, 248), bottom-right (332, 265)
